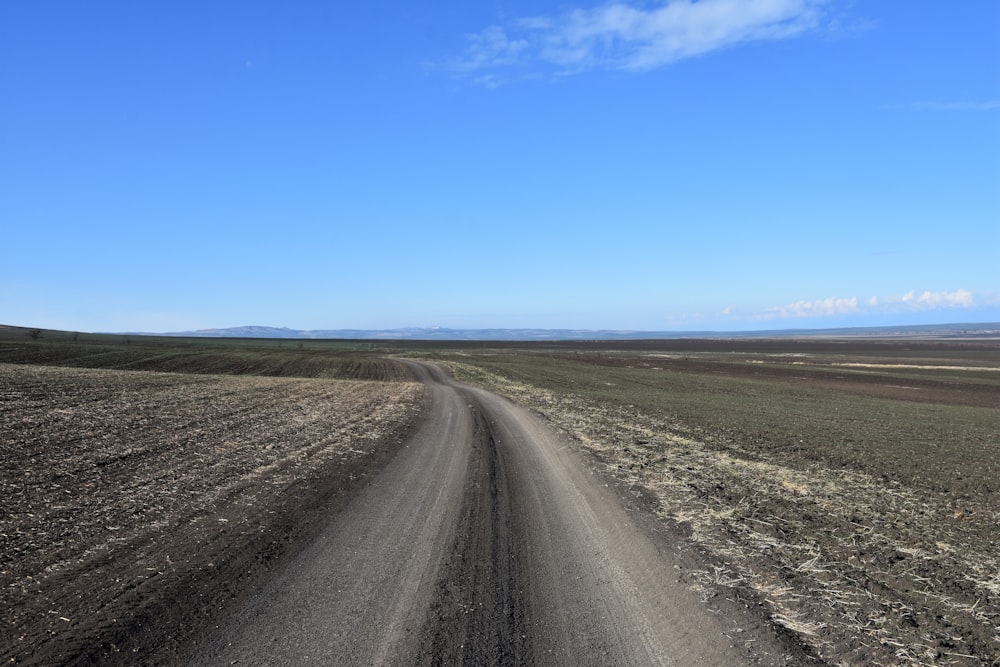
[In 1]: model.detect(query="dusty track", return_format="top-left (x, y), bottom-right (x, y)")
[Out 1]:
top-left (189, 361), bottom-right (800, 665)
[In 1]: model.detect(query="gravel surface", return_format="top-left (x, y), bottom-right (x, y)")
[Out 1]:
top-left (188, 361), bottom-right (805, 665)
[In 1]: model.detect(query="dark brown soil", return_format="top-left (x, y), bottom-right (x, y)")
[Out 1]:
top-left (0, 363), bottom-right (423, 665)
top-left (4, 331), bottom-right (997, 665)
top-left (415, 407), bottom-right (528, 666)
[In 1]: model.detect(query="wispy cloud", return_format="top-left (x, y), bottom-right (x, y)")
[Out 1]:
top-left (455, 26), bottom-right (530, 72)
top-left (453, 0), bottom-right (830, 81)
top-left (900, 289), bottom-right (975, 309)
top-left (752, 288), bottom-right (981, 321)
top-left (759, 295), bottom-right (859, 320)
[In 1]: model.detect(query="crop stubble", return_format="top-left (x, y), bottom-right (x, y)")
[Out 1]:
top-left (439, 345), bottom-right (1000, 666)
top-left (0, 362), bottom-right (422, 665)
top-left (3, 329), bottom-right (998, 666)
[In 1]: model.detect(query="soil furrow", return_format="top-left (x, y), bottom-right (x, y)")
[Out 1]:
top-left (1, 363), bottom-right (423, 665)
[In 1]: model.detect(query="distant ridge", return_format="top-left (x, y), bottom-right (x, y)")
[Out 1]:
top-left (137, 323), bottom-right (1000, 341)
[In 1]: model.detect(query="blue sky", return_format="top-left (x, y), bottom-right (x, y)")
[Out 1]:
top-left (2, 0), bottom-right (998, 332)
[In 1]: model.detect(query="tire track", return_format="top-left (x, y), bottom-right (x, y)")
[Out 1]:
top-left (415, 403), bottom-right (527, 665)
top-left (188, 360), bottom-right (803, 665)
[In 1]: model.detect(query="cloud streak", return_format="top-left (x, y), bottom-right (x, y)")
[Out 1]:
top-left (760, 296), bottom-right (859, 320)
top-left (454, 0), bottom-right (829, 79)
top-left (753, 289), bottom-right (981, 321)
top-left (901, 289), bottom-right (975, 309)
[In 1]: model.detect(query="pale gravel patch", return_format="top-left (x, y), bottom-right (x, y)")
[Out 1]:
top-left (830, 363), bottom-right (1000, 372)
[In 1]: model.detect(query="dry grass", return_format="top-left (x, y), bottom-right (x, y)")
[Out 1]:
top-left (442, 354), bottom-right (1000, 666)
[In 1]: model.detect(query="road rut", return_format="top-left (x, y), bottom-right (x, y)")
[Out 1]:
top-left (189, 361), bottom-right (798, 665)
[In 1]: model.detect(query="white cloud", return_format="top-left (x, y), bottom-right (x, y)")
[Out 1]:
top-left (900, 289), bottom-right (975, 310)
top-left (454, 0), bottom-right (829, 77)
top-left (455, 26), bottom-right (530, 72)
top-left (760, 296), bottom-right (858, 320)
top-left (756, 289), bottom-right (979, 322)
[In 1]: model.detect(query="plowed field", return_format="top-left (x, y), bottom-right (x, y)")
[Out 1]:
top-left (4, 328), bottom-right (998, 665)
top-left (1, 363), bottom-right (422, 665)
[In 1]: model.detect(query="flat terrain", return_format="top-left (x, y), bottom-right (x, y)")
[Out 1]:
top-left (0, 331), bottom-right (423, 664)
top-left (2, 327), bottom-right (998, 665)
top-left (190, 360), bottom-right (800, 665)
top-left (428, 340), bottom-right (1000, 665)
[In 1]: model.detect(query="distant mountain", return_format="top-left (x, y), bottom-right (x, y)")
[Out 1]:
top-left (154, 326), bottom-right (686, 341)
top-left (173, 326), bottom-right (305, 338)
top-left (144, 323), bottom-right (1000, 341)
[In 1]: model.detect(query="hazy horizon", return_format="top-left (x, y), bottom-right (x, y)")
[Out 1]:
top-left (74, 319), bottom-right (1000, 338)
top-left (3, 1), bottom-right (997, 332)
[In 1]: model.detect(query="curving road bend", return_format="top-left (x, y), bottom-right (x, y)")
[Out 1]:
top-left (188, 361), bottom-right (795, 666)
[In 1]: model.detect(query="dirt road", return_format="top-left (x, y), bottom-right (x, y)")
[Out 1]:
top-left (188, 361), bottom-right (799, 665)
